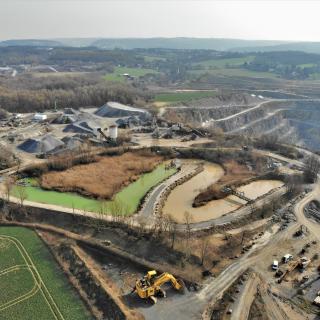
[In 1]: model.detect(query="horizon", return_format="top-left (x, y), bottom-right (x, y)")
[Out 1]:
top-left (1, 1), bottom-right (320, 42)
top-left (0, 36), bottom-right (305, 43)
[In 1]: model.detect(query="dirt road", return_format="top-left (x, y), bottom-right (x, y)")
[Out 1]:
top-left (139, 162), bottom-right (199, 218)
top-left (231, 273), bottom-right (259, 320)
top-left (141, 186), bottom-right (314, 320)
top-left (294, 183), bottom-right (320, 241)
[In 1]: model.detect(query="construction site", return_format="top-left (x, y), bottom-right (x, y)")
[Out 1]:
top-left (1, 86), bottom-right (320, 320)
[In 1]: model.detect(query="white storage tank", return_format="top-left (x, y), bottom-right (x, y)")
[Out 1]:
top-left (33, 113), bottom-right (47, 121)
top-left (109, 125), bottom-right (118, 139)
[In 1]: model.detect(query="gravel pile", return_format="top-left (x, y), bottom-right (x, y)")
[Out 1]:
top-left (95, 101), bottom-right (149, 118)
top-left (18, 134), bottom-right (64, 154)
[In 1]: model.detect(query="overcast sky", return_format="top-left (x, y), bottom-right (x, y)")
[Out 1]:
top-left (1, 0), bottom-right (320, 41)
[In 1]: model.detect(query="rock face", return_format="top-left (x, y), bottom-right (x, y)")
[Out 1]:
top-left (164, 97), bottom-right (320, 151)
top-left (18, 134), bottom-right (64, 154)
top-left (95, 101), bottom-right (149, 118)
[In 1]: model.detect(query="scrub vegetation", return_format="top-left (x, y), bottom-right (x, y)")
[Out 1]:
top-left (13, 162), bottom-right (176, 214)
top-left (40, 152), bottom-right (163, 199)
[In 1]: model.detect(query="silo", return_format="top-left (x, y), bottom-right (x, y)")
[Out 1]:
top-left (109, 125), bottom-right (118, 139)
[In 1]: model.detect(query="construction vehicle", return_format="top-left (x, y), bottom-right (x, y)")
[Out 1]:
top-left (277, 257), bottom-right (311, 283)
top-left (277, 259), bottom-right (300, 283)
top-left (300, 256), bottom-right (311, 270)
top-left (97, 128), bottom-right (111, 142)
top-left (133, 270), bottom-right (185, 304)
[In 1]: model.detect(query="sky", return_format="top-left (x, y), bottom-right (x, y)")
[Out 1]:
top-left (1, 0), bottom-right (320, 42)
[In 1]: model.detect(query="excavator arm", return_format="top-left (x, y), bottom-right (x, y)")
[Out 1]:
top-left (153, 272), bottom-right (183, 291)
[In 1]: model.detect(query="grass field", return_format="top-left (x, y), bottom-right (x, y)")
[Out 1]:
top-left (189, 55), bottom-right (278, 79)
top-left (13, 163), bottom-right (176, 214)
top-left (298, 63), bottom-right (317, 69)
top-left (154, 91), bottom-right (217, 104)
top-left (189, 67), bottom-right (277, 79)
top-left (193, 56), bottom-right (255, 68)
top-left (0, 227), bottom-right (92, 320)
top-left (142, 55), bottom-right (166, 62)
top-left (104, 66), bottom-right (159, 82)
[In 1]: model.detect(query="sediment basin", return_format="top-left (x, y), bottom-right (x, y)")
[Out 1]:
top-left (163, 163), bottom-right (283, 223)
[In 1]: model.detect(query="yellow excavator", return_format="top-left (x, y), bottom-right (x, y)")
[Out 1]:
top-left (133, 270), bottom-right (185, 304)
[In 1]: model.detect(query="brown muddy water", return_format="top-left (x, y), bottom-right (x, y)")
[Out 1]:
top-left (163, 162), bottom-right (284, 223)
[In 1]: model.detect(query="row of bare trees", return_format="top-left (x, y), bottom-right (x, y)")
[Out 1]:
top-left (304, 155), bottom-right (320, 183)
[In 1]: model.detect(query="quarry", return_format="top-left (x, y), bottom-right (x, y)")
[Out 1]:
top-left (1, 90), bottom-right (320, 320)
top-left (1, 44), bottom-right (320, 320)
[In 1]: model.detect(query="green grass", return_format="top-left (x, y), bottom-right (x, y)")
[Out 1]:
top-left (0, 227), bottom-right (92, 320)
top-left (298, 63), bottom-right (317, 69)
top-left (189, 67), bottom-right (277, 79)
top-left (0, 268), bottom-right (35, 306)
top-left (104, 66), bottom-right (159, 82)
top-left (189, 55), bottom-right (277, 79)
top-left (142, 55), bottom-right (166, 62)
top-left (193, 55), bottom-right (255, 68)
top-left (155, 91), bottom-right (217, 104)
top-left (308, 72), bottom-right (320, 80)
top-left (13, 163), bottom-right (176, 215)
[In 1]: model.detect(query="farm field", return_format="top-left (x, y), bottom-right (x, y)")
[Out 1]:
top-left (142, 55), bottom-right (166, 62)
top-left (193, 55), bottom-right (255, 68)
top-left (31, 71), bottom-right (88, 78)
top-left (104, 66), bottom-right (159, 82)
top-left (13, 163), bottom-right (177, 214)
top-left (189, 67), bottom-right (278, 79)
top-left (154, 91), bottom-right (217, 104)
top-left (0, 227), bottom-right (92, 320)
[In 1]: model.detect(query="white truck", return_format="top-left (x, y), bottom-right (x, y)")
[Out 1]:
top-left (282, 254), bottom-right (293, 263)
top-left (272, 260), bottom-right (279, 270)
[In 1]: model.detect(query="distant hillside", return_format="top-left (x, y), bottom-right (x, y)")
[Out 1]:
top-left (2, 38), bottom-right (320, 54)
top-left (232, 42), bottom-right (320, 54)
top-left (90, 38), bottom-right (288, 51)
top-left (0, 39), bottom-right (63, 47)
top-left (0, 37), bottom-right (288, 51)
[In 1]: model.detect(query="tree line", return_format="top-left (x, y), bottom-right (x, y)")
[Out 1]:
top-left (0, 75), bottom-right (149, 113)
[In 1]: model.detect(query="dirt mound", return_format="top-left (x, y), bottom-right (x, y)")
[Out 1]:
top-left (95, 101), bottom-right (149, 118)
top-left (61, 135), bottom-right (84, 150)
top-left (18, 134), bottom-right (64, 154)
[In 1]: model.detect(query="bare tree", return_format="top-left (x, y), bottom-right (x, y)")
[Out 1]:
top-left (184, 211), bottom-right (193, 243)
top-left (167, 215), bottom-right (178, 249)
top-left (3, 176), bottom-right (15, 202)
top-left (304, 155), bottom-right (320, 183)
top-left (183, 211), bottom-right (193, 258)
top-left (16, 185), bottom-right (27, 207)
top-left (153, 214), bottom-right (164, 237)
top-left (137, 216), bottom-right (148, 235)
top-left (200, 236), bottom-right (210, 266)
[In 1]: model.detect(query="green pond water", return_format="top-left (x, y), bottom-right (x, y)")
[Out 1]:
top-left (13, 164), bottom-right (176, 215)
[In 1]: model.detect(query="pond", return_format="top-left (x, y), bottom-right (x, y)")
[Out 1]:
top-left (12, 163), bottom-right (176, 215)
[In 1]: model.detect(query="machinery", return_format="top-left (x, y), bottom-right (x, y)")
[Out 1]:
top-left (97, 128), bottom-right (111, 141)
top-left (277, 257), bottom-right (311, 283)
top-left (133, 270), bottom-right (184, 304)
top-left (277, 260), bottom-right (299, 283)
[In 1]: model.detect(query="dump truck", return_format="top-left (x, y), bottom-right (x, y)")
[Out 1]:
top-left (133, 270), bottom-right (185, 304)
